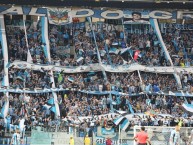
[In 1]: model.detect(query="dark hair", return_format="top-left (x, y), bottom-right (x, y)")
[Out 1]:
top-left (141, 126), bottom-right (145, 131)
top-left (132, 12), bottom-right (142, 17)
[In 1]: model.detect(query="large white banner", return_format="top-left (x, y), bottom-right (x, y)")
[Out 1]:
top-left (11, 60), bottom-right (193, 74)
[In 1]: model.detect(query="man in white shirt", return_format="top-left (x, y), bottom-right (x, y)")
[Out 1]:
top-left (169, 125), bottom-right (181, 145)
top-left (11, 130), bottom-right (21, 145)
top-left (189, 129), bottom-right (193, 145)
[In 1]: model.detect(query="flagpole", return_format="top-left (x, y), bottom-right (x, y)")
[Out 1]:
top-left (87, 17), bottom-right (101, 64)
top-left (118, 124), bottom-right (120, 145)
top-left (23, 17), bottom-right (27, 101)
top-left (23, 16), bottom-right (29, 49)
top-left (120, 127), bottom-right (122, 145)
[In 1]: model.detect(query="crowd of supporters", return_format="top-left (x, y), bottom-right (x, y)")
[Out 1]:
top-left (1, 18), bottom-right (193, 142)
top-left (163, 29), bottom-right (193, 67)
top-left (1, 92), bottom-right (193, 137)
top-left (49, 23), bottom-right (99, 67)
top-left (8, 67), bottom-right (53, 90)
top-left (5, 18), bottom-right (47, 64)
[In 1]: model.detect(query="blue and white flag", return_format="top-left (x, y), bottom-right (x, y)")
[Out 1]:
top-left (47, 98), bottom-right (54, 105)
top-left (0, 97), bottom-right (9, 119)
top-left (76, 57), bottom-right (84, 62)
top-left (154, 41), bottom-right (159, 46)
top-left (128, 102), bottom-right (134, 114)
top-left (43, 104), bottom-right (52, 110)
top-left (100, 50), bottom-right (106, 56)
top-left (112, 42), bottom-right (119, 46)
top-left (113, 116), bottom-right (125, 125)
top-left (27, 49), bottom-right (33, 63)
top-left (169, 91), bottom-right (175, 96)
top-left (50, 106), bottom-right (56, 113)
top-left (68, 77), bottom-right (74, 83)
top-left (120, 47), bottom-right (131, 54)
top-left (145, 84), bottom-right (151, 92)
top-left (114, 116), bottom-right (128, 126)
top-left (120, 118), bottom-right (130, 132)
top-left (87, 71), bottom-right (96, 76)
top-left (182, 103), bottom-right (193, 113)
top-left (109, 48), bottom-right (119, 55)
top-left (16, 76), bottom-right (24, 81)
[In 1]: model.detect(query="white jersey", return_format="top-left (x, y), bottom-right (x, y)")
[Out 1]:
top-left (11, 133), bottom-right (20, 145)
top-left (190, 130), bottom-right (193, 145)
top-left (169, 130), bottom-right (180, 145)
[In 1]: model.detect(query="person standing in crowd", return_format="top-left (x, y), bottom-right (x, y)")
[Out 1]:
top-left (69, 136), bottom-right (74, 145)
top-left (133, 126), bottom-right (151, 145)
top-left (188, 129), bottom-right (193, 145)
top-left (169, 125), bottom-right (181, 145)
top-left (84, 135), bottom-right (90, 145)
top-left (10, 130), bottom-right (20, 145)
top-left (106, 137), bottom-right (112, 145)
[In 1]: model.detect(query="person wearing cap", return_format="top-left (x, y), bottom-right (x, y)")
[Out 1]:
top-left (84, 135), bottom-right (90, 145)
top-left (69, 136), bottom-right (74, 145)
top-left (133, 126), bottom-right (151, 145)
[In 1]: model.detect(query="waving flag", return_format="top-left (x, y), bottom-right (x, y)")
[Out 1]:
top-left (169, 91), bottom-right (175, 96)
top-left (76, 57), bottom-right (84, 62)
top-left (42, 104), bottom-right (51, 110)
top-left (112, 42), bottom-right (119, 46)
top-left (145, 84), bottom-right (151, 92)
top-left (50, 106), bottom-right (56, 113)
top-left (120, 119), bottom-right (130, 132)
top-left (87, 71), bottom-right (96, 76)
top-left (0, 97), bottom-right (9, 119)
top-left (113, 116), bottom-right (125, 125)
top-left (100, 50), bottom-right (106, 56)
top-left (128, 102), bottom-right (134, 114)
top-left (68, 77), bottom-right (74, 83)
top-left (27, 49), bottom-right (33, 63)
top-left (120, 47), bottom-right (131, 54)
top-left (113, 117), bottom-right (130, 132)
top-left (16, 76), bottom-right (24, 81)
top-left (47, 98), bottom-right (54, 105)
top-left (182, 103), bottom-right (193, 113)
top-left (109, 48), bottom-right (119, 55)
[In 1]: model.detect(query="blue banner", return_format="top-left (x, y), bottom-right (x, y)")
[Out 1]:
top-left (0, 6), bottom-right (193, 20)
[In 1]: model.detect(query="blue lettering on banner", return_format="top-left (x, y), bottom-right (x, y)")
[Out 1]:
top-left (164, 23), bottom-right (193, 30)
